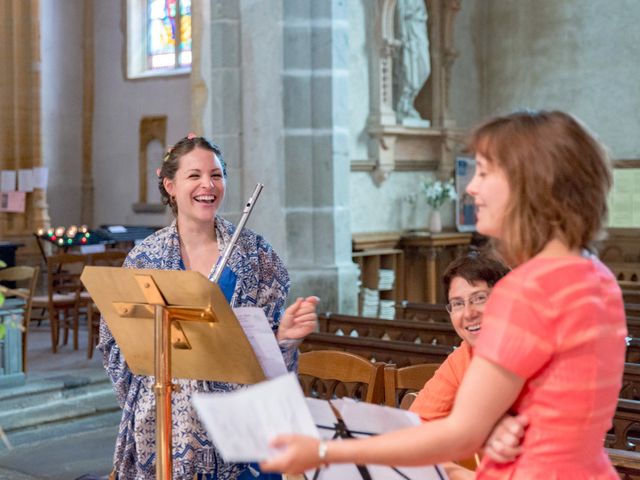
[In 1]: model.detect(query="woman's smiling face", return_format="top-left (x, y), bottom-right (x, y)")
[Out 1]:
top-left (447, 277), bottom-right (490, 348)
top-left (163, 147), bottom-right (226, 224)
top-left (466, 153), bottom-right (511, 240)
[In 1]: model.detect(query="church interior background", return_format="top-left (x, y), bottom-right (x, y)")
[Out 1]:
top-left (1, 0), bottom-right (640, 477)
top-left (3, 0), bottom-right (636, 314)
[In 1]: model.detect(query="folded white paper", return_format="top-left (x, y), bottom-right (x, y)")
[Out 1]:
top-left (193, 377), bottom-right (448, 479)
top-left (330, 398), bottom-right (448, 480)
top-left (31, 166), bottom-right (49, 189)
top-left (192, 373), bottom-right (319, 462)
top-left (0, 170), bottom-right (16, 192)
top-left (17, 169), bottom-right (33, 192)
top-left (233, 307), bottom-right (288, 379)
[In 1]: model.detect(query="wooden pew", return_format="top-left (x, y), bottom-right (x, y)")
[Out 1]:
top-left (607, 399), bottom-right (640, 452)
top-left (621, 363), bottom-right (640, 401)
top-left (394, 299), bottom-right (640, 338)
top-left (394, 301), bottom-right (450, 323)
top-left (629, 304), bottom-right (640, 319)
top-left (627, 338), bottom-right (640, 364)
top-left (628, 317), bottom-right (640, 339)
top-left (607, 448), bottom-right (640, 480)
top-left (300, 332), bottom-right (454, 367)
top-left (318, 312), bottom-right (462, 347)
top-left (609, 263), bottom-right (640, 283)
top-left (623, 285), bottom-right (640, 305)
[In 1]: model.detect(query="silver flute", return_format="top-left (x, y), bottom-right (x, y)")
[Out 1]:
top-left (211, 183), bottom-right (264, 283)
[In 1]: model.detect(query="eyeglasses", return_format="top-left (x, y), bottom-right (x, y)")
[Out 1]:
top-left (445, 291), bottom-right (489, 314)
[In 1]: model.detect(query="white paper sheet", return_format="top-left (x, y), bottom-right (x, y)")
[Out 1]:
top-left (17, 169), bottom-right (33, 192)
top-left (31, 166), bottom-right (49, 189)
top-left (233, 307), bottom-right (288, 379)
top-left (0, 170), bottom-right (16, 192)
top-left (303, 398), bottom-right (362, 480)
top-left (332, 397), bottom-right (421, 433)
top-left (331, 398), bottom-right (448, 480)
top-left (192, 373), bottom-right (319, 462)
top-left (80, 244), bottom-right (106, 254)
top-left (194, 382), bottom-right (447, 479)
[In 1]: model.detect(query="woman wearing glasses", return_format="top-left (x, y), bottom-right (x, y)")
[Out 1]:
top-left (261, 110), bottom-right (626, 479)
top-left (411, 251), bottom-right (513, 479)
top-left (409, 250), bottom-right (509, 422)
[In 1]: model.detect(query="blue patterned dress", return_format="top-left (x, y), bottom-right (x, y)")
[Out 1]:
top-left (98, 217), bottom-right (296, 479)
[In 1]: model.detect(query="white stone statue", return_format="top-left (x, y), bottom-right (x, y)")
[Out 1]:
top-left (395, 0), bottom-right (431, 127)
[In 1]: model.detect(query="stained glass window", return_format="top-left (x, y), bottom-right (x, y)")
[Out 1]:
top-left (127, 0), bottom-right (191, 78)
top-left (147, 0), bottom-right (191, 70)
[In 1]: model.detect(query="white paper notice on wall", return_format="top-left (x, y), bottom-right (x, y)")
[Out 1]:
top-left (0, 170), bottom-right (16, 192)
top-left (18, 169), bottom-right (33, 192)
top-left (31, 167), bottom-right (49, 189)
top-left (0, 191), bottom-right (26, 213)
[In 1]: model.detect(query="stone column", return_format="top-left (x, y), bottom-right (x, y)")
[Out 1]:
top-left (195, 0), bottom-right (358, 312)
top-left (281, 1), bottom-right (359, 312)
top-left (194, 0), bottom-right (245, 220)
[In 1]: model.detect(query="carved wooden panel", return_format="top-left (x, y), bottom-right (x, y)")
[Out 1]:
top-left (134, 116), bottom-right (167, 213)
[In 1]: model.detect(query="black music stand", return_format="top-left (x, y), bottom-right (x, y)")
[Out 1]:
top-left (305, 398), bottom-right (447, 480)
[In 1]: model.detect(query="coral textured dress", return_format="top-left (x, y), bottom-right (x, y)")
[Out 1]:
top-left (474, 256), bottom-right (626, 479)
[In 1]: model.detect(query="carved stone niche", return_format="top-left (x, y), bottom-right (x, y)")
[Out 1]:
top-left (132, 116), bottom-right (168, 214)
top-left (364, 0), bottom-right (461, 185)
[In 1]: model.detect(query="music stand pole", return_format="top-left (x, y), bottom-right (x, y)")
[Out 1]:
top-left (154, 304), bottom-right (173, 479)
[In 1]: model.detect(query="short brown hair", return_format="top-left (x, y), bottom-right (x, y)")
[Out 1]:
top-left (468, 110), bottom-right (612, 266)
top-left (443, 249), bottom-right (510, 299)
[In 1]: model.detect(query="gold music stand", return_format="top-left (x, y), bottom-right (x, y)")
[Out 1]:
top-left (81, 266), bottom-right (266, 480)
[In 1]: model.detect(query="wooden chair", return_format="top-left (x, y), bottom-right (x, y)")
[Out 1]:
top-left (86, 250), bottom-right (127, 267)
top-left (84, 250), bottom-right (127, 358)
top-left (385, 362), bottom-right (480, 472)
top-left (0, 265), bottom-right (39, 372)
top-left (298, 350), bottom-right (385, 404)
top-left (31, 253), bottom-right (87, 353)
top-left (383, 363), bottom-right (440, 408)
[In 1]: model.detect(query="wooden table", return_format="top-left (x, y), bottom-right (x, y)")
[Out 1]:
top-left (400, 231), bottom-right (472, 303)
top-left (352, 231), bottom-right (473, 306)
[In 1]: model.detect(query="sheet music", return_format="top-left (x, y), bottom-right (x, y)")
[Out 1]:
top-left (233, 307), bottom-right (288, 379)
top-left (306, 398), bottom-right (448, 480)
top-left (304, 398), bottom-right (362, 479)
top-left (193, 377), bottom-right (448, 479)
top-left (332, 397), bottom-right (421, 432)
top-left (332, 398), bottom-right (448, 480)
top-left (192, 373), bottom-right (319, 462)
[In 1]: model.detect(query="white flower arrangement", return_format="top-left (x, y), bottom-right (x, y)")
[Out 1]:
top-left (421, 178), bottom-right (457, 210)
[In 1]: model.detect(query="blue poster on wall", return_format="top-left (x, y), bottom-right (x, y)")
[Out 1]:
top-left (455, 156), bottom-right (477, 232)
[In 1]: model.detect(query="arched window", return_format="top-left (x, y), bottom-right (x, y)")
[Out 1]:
top-left (127, 0), bottom-right (192, 78)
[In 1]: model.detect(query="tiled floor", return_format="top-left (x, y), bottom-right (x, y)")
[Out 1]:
top-left (0, 322), bottom-right (115, 480)
top-left (25, 322), bottom-right (104, 378)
